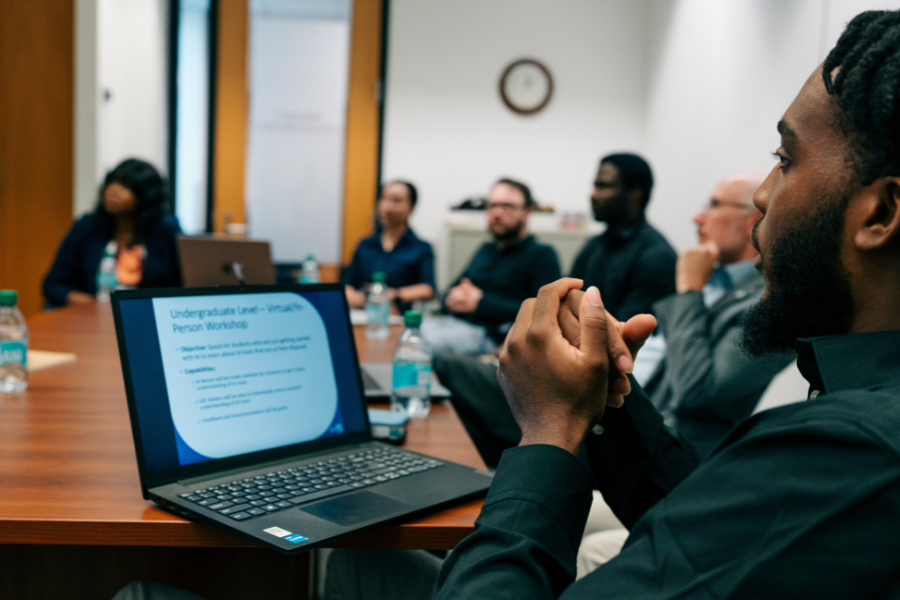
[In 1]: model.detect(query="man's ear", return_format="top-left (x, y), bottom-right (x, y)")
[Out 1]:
top-left (854, 177), bottom-right (900, 251)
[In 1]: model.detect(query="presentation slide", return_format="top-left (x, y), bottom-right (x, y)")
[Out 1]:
top-left (151, 292), bottom-right (339, 459)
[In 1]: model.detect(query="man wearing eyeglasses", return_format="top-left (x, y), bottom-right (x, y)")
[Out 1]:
top-left (422, 178), bottom-right (561, 356)
top-left (641, 172), bottom-right (794, 456)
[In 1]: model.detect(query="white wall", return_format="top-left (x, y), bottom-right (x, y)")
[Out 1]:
top-left (245, 6), bottom-right (351, 264)
top-left (97, 0), bottom-right (169, 179)
top-left (74, 0), bottom-right (100, 217)
top-left (382, 0), bottom-right (654, 259)
top-left (642, 0), bottom-right (826, 252)
top-left (642, 0), bottom-right (900, 253)
top-left (173, 0), bottom-right (211, 235)
top-left (73, 0), bottom-right (900, 253)
top-left (74, 0), bottom-right (169, 217)
top-left (383, 0), bottom-right (900, 271)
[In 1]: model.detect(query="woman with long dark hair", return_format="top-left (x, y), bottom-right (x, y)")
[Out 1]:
top-left (43, 158), bottom-right (183, 307)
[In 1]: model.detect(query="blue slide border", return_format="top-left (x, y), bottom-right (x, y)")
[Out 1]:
top-left (118, 289), bottom-right (367, 476)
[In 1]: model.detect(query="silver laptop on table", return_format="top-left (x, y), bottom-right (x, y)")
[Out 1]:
top-left (178, 236), bottom-right (275, 287)
top-left (361, 362), bottom-right (451, 400)
top-left (111, 283), bottom-right (491, 554)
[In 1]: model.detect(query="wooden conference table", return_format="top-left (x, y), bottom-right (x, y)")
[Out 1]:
top-left (0, 303), bottom-right (486, 599)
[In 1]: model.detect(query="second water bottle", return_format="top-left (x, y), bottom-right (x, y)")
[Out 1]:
top-left (365, 271), bottom-right (390, 340)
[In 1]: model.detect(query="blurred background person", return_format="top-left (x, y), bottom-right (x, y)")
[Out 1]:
top-left (570, 152), bottom-right (676, 320)
top-left (42, 158), bottom-right (182, 307)
top-left (436, 171), bottom-right (791, 468)
top-left (422, 178), bottom-right (560, 356)
top-left (343, 180), bottom-right (435, 314)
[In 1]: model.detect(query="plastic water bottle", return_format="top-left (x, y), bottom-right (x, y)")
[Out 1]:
top-left (365, 271), bottom-right (390, 340)
top-left (300, 254), bottom-right (319, 283)
top-left (96, 241), bottom-right (117, 302)
top-left (391, 311), bottom-right (432, 419)
top-left (0, 290), bottom-right (29, 392)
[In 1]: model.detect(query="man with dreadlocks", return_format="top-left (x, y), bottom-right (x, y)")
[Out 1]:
top-left (432, 10), bottom-right (900, 599)
top-left (110, 10), bottom-right (900, 600)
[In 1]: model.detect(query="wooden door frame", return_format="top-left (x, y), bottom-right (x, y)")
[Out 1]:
top-left (208, 0), bottom-right (386, 277)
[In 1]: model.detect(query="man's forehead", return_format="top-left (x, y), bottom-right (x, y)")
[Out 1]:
top-left (712, 179), bottom-right (745, 203)
top-left (779, 65), bottom-right (840, 146)
top-left (713, 174), bottom-right (763, 204)
top-left (383, 182), bottom-right (408, 197)
top-left (596, 162), bottom-right (620, 182)
top-left (490, 183), bottom-right (525, 203)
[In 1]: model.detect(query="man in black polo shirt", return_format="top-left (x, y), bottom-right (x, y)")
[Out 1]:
top-left (433, 155), bottom-right (676, 466)
top-left (435, 10), bottom-right (900, 599)
top-left (421, 178), bottom-right (560, 355)
top-left (571, 152), bottom-right (676, 321)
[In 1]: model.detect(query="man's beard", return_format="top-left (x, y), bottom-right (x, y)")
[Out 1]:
top-left (592, 191), bottom-right (629, 223)
top-left (739, 192), bottom-right (855, 358)
top-left (492, 221), bottom-right (524, 242)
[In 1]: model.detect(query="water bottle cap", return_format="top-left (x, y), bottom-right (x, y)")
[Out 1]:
top-left (0, 290), bottom-right (18, 306)
top-left (403, 311), bottom-right (422, 327)
top-left (372, 272), bottom-right (387, 283)
top-left (306, 254), bottom-right (315, 261)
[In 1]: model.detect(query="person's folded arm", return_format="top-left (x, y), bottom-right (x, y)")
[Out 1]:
top-left (435, 445), bottom-right (594, 600)
top-left (437, 280), bottom-right (644, 598)
top-left (341, 243), bottom-right (366, 291)
top-left (556, 287), bottom-right (701, 528)
top-left (585, 375), bottom-right (701, 529)
top-left (417, 244), bottom-right (436, 290)
top-left (43, 218), bottom-right (91, 307)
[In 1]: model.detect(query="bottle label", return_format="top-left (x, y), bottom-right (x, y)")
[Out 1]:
top-left (366, 302), bottom-right (389, 324)
top-left (0, 340), bottom-right (26, 366)
top-left (97, 270), bottom-right (117, 290)
top-left (392, 363), bottom-right (432, 390)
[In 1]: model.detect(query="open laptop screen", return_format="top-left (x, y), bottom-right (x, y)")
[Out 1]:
top-left (116, 287), bottom-right (368, 476)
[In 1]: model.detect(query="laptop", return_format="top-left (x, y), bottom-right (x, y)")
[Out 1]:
top-left (111, 283), bottom-right (492, 554)
top-left (361, 362), bottom-right (451, 401)
top-left (178, 236), bottom-right (276, 287)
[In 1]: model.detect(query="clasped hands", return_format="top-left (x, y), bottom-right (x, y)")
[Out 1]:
top-left (445, 278), bottom-right (483, 314)
top-left (497, 278), bottom-right (657, 455)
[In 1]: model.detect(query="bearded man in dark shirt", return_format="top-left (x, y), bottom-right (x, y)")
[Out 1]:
top-left (114, 9), bottom-right (900, 600)
top-left (570, 153), bottom-right (676, 321)
top-left (436, 10), bottom-right (900, 599)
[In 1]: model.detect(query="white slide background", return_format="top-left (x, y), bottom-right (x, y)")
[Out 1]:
top-left (152, 293), bottom-right (338, 458)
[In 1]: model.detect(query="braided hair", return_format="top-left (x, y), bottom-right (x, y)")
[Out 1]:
top-left (823, 10), bottom-right (900, 185)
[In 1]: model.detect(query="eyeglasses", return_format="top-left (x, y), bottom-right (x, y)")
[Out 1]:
top-left (702, 198), bottom-right (754, 212)
top-left (486, 202), bottom-right (526, 212)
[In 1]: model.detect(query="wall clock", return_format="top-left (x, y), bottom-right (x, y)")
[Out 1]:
top-left (499, 59), bottom-right (554, 116)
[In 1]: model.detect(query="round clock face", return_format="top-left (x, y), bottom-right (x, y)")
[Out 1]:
top-left (499, 59), bottom-right (553, 115)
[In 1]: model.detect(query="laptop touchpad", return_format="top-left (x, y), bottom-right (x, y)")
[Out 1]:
top-left (301, 490), bottom-right (412, 526)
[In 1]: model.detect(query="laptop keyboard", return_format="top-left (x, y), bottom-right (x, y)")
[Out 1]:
top-left (178, 446), bottom-right (444, 522)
